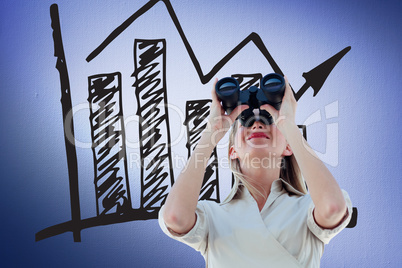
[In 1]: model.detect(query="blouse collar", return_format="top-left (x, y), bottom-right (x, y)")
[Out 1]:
top-left (221, 178), bottom-right (305, 205)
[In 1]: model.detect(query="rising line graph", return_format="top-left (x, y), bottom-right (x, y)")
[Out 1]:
top-left (86, 0), bottom-right (284, 84)
top-left (86, 0), bottom-right (350, 99)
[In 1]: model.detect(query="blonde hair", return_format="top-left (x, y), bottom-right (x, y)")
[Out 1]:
top-left (224, 120), bottom-right (307, 202)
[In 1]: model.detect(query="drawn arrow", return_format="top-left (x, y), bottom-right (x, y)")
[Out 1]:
top-left (294, 46), bottom-right (351, 101)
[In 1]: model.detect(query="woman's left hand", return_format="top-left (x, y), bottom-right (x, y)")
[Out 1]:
top-left (260, 75), bottom-right (297, 134)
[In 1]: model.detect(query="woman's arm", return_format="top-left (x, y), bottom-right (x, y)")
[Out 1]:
top-left (262, 77), bottom-right (347, 229)
top-left (163, 81), bottom-right (248, 234)
top-left (281, 122), bottom-right (346, 228)
top-left (162, 132), bottom-right (214, 234)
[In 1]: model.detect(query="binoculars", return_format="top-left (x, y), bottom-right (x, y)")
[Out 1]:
top-left (215, 73), bottom-right (286, 127)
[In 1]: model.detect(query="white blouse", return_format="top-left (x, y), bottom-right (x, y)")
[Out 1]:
top-left (159, 179), bottom-right (352, 268)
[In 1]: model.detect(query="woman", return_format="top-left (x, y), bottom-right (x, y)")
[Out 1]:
top-left (159, 76), bottom-right (352, 267)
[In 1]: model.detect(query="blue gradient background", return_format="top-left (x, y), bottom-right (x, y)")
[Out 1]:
top-left (1, 0), bottom-right (401, 267)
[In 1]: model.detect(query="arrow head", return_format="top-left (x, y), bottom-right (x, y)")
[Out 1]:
top-left (302, 46), bottom-right (351, 97)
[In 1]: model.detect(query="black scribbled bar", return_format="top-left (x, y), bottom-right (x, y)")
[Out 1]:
top-left (133, 39), bottom-right (174, 211)
top-left (231, 73), bottom-right (262, 90)
top-left (298, 125), bottom-right (307, 140)
top-left (88, 72), bottom-right (132, 215)
top-left (185, 100), bottom-right (219, 202)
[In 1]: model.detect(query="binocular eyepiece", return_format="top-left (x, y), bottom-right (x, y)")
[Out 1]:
top-left (215, 73), bottom-right (285, 127)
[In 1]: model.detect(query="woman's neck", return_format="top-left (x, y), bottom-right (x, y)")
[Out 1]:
top-left (240, 159), bottom-right (282, 210)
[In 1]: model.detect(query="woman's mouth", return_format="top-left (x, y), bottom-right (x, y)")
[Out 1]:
top-left (247, 132), bottom-right (270, 140)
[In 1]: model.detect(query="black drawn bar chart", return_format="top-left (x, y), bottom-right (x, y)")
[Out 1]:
top-left (36, 1), bottom-right (357, 242)
top-left (88, 73), bottom-right (132, 216)
top-left (133, 39), bottom-right (174, 212)
top-left (185, 100), bottom-right (219, 202)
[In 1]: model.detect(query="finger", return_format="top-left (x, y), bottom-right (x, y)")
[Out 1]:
top-left (283, 75), bottom-right (295, 101)
top-left (260, 104), bottom-right (278, 120)
top-left (210, 78), bottom-right (220, 103)
top-left (283, 75), bottom-right (291, 97)
top-left (228, 104), bottom-right (249, 122)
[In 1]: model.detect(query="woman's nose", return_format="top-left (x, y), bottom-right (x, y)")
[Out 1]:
top-left (251, 120), bottom-right (265, 129)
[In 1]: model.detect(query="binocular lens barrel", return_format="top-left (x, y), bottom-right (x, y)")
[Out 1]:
top-left (215, 77), bottom-right (240, 114)
top-left (260, 73), bottom-right (285, 109)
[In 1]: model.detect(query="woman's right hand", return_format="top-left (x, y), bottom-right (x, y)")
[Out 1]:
top-left (204, 78), bottom-right (249, 146)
